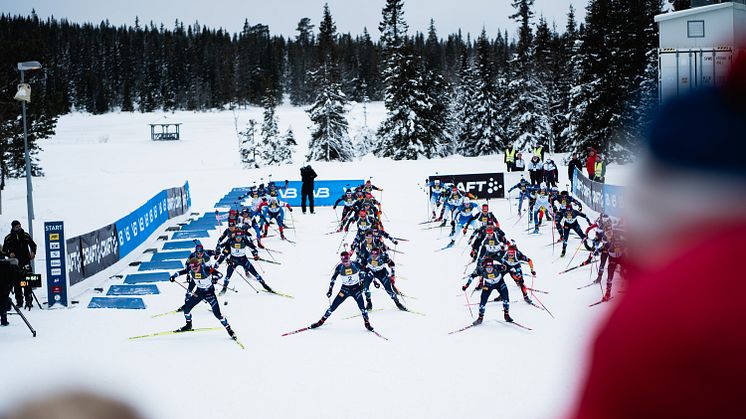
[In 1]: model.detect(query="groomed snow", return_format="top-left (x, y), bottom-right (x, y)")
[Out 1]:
top-left (0, 103), bottom-right (622, 419)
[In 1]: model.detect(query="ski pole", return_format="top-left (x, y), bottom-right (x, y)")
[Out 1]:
top-left (464, 290), bottom-right (474, 319)
top-left (9, 298), bottom-right (36, 337)
top-left (215, 281), bottom-right (239, 293)
top-left (32, 289), bottom-right (44, 310)
top-left (565, 240), bottom-right (585, 268)
top-left (551, 214), bottom-right (556, 255)
top-left (233, 269), bottom-right (260, 294)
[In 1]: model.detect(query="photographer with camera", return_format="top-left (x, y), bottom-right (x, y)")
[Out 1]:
top-left (3, 220), bottom-right (37, 310)
top-left (0, 255), bottom-right (23, 326)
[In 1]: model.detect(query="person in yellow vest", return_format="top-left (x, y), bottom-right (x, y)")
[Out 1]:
top-left (533, 144), bottom-right (545, 161)
top-left (504, 144), bottom-right (517, 172)
top-left (593, 155), bottom-right (606, 183)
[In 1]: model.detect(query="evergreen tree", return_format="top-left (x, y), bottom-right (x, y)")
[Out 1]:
top-left (288, 17), bottom-right (315, 105)
top-left (375, 0), bottom-right (448, 159)
top-left (459, 29), bottom-right (503, 156)
top-left (256, 91), bottom-right (292, 165)
top-left (306, 78), bottom-right (353, 161)
top-left (239, 119), bottom-right (259, 168)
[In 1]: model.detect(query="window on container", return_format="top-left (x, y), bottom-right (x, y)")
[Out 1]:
top-left (687, 20), bottom-right (705, 38)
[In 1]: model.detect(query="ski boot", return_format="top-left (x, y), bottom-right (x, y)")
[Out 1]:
top-left (439, 219), bottom-right (446, 227)
top-left (177, 320), bottom-right (193, 332)
top-left (593, 270), bottom-right (604, 284)
top-left (1, 313), bottom-right (8, 326)
top-left (225, 325), bottom-right (236, 339)
top-left (560, 247), bottom-right (566, 257)
top-left (219, 286), bottom-right (227, 296)
top-left (259, 280), bottom-right (273, 293)
top-left (24, 300), bottom-right (33, 310)
top-left (431, 210), bottom-right (437, 220)
top-left (533, 226), bottom-right (539, 234)
top-left (365, 297), bottom-right (373, 311)
top-left (523, 294), bottom-right (533, 304)
top-left (310, 316), bottom-right (327, 329)
top-left (492, 295), bottom-right (503, 302)
top-left (257, 240), bottom-right (265, 249)
top-left (602, 289), bottom-right (612, 302)
top-left (364, 318), bottom-right (374, 331)
top-left (394, 299), bottom-right (407, 311)
top-left (504, 310), bottom-right (514, 323)
top-left (472, 315), bottom-right (484, 326)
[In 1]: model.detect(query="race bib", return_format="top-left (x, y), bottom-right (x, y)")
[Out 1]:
top-left (487, 273), bottom-right (496, 279)
top-left (488, 240), bottom-right (496, 246)
top-left (371, 260), bottom-right (379, 267)
top-left (195, 273), bottom-right (203, 279)
top-left (345, 268), bottom-right (353, 275)
top-left (234, 244), bottom-right (241, 249)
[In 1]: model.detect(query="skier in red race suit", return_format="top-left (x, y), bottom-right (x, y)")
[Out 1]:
top-left (567, 53), bottom-right (746, 418)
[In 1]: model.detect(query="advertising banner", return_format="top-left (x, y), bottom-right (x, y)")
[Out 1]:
top-left (115, 190), bottom-right (169, 258)
top-left (66, 236), bottom-right (83, 285)
top-left (427, 173), bottom-right (505, 199)
top-left (44, 221), bottom-right (68, 307)
top-left (571, 168), bottom-right (624, 218)
top-left (275, 180), bottom-right (364, 207)
top-left (79, 223), bottom-right (120, 279)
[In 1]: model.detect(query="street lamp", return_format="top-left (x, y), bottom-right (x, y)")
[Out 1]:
top-left (15, 61), bottom-right (42, 250)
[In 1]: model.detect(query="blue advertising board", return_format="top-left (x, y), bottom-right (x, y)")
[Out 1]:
top-left (572, 168), bottom-right (624, 218)
top-left (115, 190), bottom-right (169, 258)
top-left (275, 180), bottom-right (364, 207)
top-left (44, 221), bottom-right (68, 308)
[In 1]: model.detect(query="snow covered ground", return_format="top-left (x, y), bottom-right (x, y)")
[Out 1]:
top-left (0, 103), bottom-right (626, 419)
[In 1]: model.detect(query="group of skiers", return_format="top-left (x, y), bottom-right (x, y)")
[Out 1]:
top-left (167, 181), bottom-right (294, 342)
top-left (425, 173), bottom-right (626, 328)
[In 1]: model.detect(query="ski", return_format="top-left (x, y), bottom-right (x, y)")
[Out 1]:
top-left (370, 330), bottom-right (389, 341)
top-left (260, 289), bottom-right (294, 299)
top-left (283, 238), bottom-right (297, 245)
top-left (508, 321), bottom-right (533, 331)
top-left (344, 308), bottom-right (424, 319)
top-left (151, 308), bottom-right (182, 318)
top-left (448, 323), bottom-right (477, 335)
top-left (589, 297), bottom-right (612, 307)
top-left (129, 327), bottom-right (222, 340)
top-left (391, 237), bottom-right (409, 242)
top-left (417, 220), bottom-right (438, 225)
top-left (282, 326), bottom-right (312, 337)
top-left (387, 248), bottom-right (405, 255)
top-left (577, 281), bottom-right (600, 290)
top-left (422, 224), bottom-right (446, 231)
top-left (436, 242), bottom-right (455, 252)
top-left (559, 259), bottom-right (598, 275)
top-left (256, 257), bottom-right (282, 265)
top-left (525, 286), bottom-right (549, 294)
top-left (262, 247), bottom-right (283, 254)
top-left (231, 334), bottom-right (246, 349)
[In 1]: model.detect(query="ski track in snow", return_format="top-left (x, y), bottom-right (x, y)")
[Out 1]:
top-left (0, 104), bottom-right (624, 419)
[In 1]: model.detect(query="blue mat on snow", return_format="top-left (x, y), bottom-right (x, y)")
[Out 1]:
top-left (150, 250), bottom-right (191, 262)
top-left (107, 284), bottom-right (160, 295)
top-left (124, 272), bottom-right (172, 284)
top-left (138, 260), bottom-right (184, 271)
top-left (163, 240), bottom-right (198, 250)
top-left (180, 223), bottom-right (218, 231)
top-left (172, 230), bottom-right (209, 240)
top-left (88, 297), bottom-right (146, 309)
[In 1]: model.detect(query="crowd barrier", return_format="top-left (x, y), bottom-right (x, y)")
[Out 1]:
top-left (66, 182), bottom-right (190, 285)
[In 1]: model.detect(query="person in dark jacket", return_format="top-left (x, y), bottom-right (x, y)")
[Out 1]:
top-left (0, 255), bottom-right (23, 326)
top-left (2, 220), bottom-right (37, 309)
top-left (568, 153), bottom-right (583, 182)
top-left (527, 156), bottom-right (544, 186)
top-left (300, 165), bottom-right (318, 214)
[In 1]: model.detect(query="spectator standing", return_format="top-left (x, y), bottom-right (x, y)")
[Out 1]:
top-left (568, 153), bottom-right (583, 182)
top-left (300, 165), bottom-right (318, 214)
top-left (543, 158), bottom-right (559, 188)
top-left (527, 156), bottom-right (544, 186)
top-left (514, 152), bottom-right (526, 172)
top-left (586, 147), bottom-right (597, 179)
top-left (504, 143), bottom-right (517, 172)
top-left (2, 220), bottom-right (36, 309)
top-left (532, 144), bottom-right (545, 161)
top-left (593, 155), bottom-right (606, 183)
top-left (0, 255), bottom-right (22, 326)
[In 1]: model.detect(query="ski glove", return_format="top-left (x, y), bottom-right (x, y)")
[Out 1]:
top-left (462, 284), bottom-right (469, 291)
top-left (373, 281), bottom-right (380, 288)
top-left (531, 270), bottom-right (537, 276)
top-left (169, 273), bottom-right (178, 282)
top-left (392, 240), bottom-right (399, 245)
top-left (326, 289), bottom-right (333, 298)
top-left (211, 277), bottom-right (218, 285)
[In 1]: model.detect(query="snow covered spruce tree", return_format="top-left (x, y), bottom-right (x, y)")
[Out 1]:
top-left (505, 0), bottom-right (553, 152)
top-left (566, 0), bottom-right (662, 162)
top-left (456, 29), bottom-right (504, 156)
top-left (257, 91), bottom-right (294, 165)
top-left (239, 119), bottom-right (260, 168)
top-left (306, 4), bottom-right (354, 162)
top-left (374, 0), bottom-right (450, 160)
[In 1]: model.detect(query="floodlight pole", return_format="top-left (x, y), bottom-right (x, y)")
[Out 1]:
top-left (17, 62), bottom-right (40, 251)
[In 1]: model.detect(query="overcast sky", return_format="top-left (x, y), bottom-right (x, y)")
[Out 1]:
top-left (3, 0), bottom-right (587, 39)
